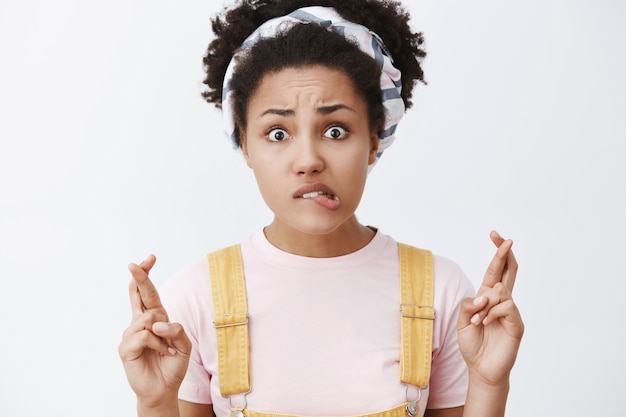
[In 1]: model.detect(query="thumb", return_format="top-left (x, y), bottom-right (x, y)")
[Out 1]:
top-left (458, 296), bottom-right (488, 329)
top-left (152, 322), bottom-right (192, 356)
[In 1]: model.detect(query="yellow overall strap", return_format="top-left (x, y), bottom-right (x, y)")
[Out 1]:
top-left (398, 243), bottom-right (435, 389)
top-left (208, 244), bottom-right (250, 396)
top-left (208, 242), bottom-right (435, 405)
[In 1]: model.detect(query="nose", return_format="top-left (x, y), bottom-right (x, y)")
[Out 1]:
top-left (292, 134), bottom-right (325, 176)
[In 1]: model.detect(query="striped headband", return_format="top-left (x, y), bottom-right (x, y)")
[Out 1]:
top-left (221, 6), bottom-right (405, 167)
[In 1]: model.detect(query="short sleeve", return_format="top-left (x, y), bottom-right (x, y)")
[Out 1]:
top-left (160, 260), bottom-right (215, 405)
top-left (427, 256), bottom-right (475, 409)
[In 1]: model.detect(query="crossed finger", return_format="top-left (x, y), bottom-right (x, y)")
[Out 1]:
top-left (470, 282), bottom-right (512, 326)
top-left (481, 231), bottom-right (518, 293)
top-left (128, 254), bottom-right (168, 320)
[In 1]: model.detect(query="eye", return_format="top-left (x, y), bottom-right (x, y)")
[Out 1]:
top-left (323, 125), bottom-right (348, 140)
top-left (267, 128), bottom-right (290, 142)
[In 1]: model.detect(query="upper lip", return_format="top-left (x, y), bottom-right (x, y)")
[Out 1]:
top-left (293, 182), bottom-right (336, 198)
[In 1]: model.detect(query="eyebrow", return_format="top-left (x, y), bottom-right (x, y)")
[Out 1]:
top-left (259, 104), bottom-right (356, 118)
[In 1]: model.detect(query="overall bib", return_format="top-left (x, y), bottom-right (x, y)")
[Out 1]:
top-left (208, 243), bottom-right (435, 417)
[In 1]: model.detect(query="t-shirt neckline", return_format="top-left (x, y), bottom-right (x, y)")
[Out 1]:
top-left (248, 227), bottom-right (391, 270)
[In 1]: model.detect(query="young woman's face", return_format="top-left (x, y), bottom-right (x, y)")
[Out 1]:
top-left (242, 65), bottom-right (378, 239)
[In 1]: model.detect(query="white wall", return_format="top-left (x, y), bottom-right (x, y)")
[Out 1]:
top-left (0, 1), bottom-right (624, 416)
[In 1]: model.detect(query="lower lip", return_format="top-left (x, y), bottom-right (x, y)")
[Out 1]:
top-left (301, 194), bottom-right (341, 210)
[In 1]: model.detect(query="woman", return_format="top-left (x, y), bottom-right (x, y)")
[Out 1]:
top-left (119, 1), bottom-right (524, 417)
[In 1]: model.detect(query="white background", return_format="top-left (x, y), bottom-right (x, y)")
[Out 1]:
top-left (1, 1), bottom-right (625, 416)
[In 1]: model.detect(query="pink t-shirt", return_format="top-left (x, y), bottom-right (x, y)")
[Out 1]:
top-left (162, 230), bottom-right (474, 416)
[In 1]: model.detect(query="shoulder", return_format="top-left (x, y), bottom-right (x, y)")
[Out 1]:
top-left (384, 235), bottom-right (475, 300)
top-left (160, 257), bottom-right (210, 295)
top-left (159, 242), bottom-right (248, 315)
top-left (433, 254), bottom-right (471, 286)
top-left (394, 238), bottom-right (475, 304)
top-left (432, 254), bottom-right (475, 302)
top-left (159, 256), bottom-right (212, 324)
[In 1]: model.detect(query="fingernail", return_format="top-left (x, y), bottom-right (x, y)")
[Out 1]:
top-left (168, 347), bottom-right (177, 356)
top-left (471, 313), bottom-right (481, 325)
top-left (473, 296), bottom-right (484, 305)
top-left (153, 322), bottom-right (168, 334)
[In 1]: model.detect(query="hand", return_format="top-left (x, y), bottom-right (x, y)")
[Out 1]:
top-left (457, 231), bottom-right (524, 387)
top-left (118, 254), bottom-right (192, 408)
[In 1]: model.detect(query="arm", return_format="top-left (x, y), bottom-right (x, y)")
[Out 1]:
top-left (457, 231), bottom-right (525, 417)
top-left (118, 254), bottom-right (193, 417)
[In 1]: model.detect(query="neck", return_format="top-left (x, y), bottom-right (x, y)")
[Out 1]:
top-left (263, 216), bottom-right (375, 258)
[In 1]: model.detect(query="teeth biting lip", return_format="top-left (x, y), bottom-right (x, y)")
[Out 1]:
top-left (294, 183), bottom-right (337, 200)
top-left (300, 191), bottom-right (336, 200)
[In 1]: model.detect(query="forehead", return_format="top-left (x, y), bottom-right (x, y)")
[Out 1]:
top-left (248, 65), bottom-right (365, 112)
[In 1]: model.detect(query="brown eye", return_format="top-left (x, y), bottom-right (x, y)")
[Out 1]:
top-left (323, 126), bottom-right (348, 140)
top-left (268, 128), bottom-right (289, 142)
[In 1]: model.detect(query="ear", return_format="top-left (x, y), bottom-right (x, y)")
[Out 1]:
top-left (368, 133), bottom-right (380, 165)
top-left (240, 132), bottom-right (253, 169)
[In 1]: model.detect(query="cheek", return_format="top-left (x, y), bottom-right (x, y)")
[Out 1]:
top-left (338, 152), bottom-right (369, 191)
top-left (245, 147), bottom-right (273, 173)
top-left (247, 152), bottom-right (279, 190)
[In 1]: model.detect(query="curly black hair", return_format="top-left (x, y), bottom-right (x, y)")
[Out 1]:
top-left (202, 0), bottom-right (426, 146)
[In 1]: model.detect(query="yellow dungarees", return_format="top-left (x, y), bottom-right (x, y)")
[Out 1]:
top-left (208, 243), bottom-right (435, 417)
